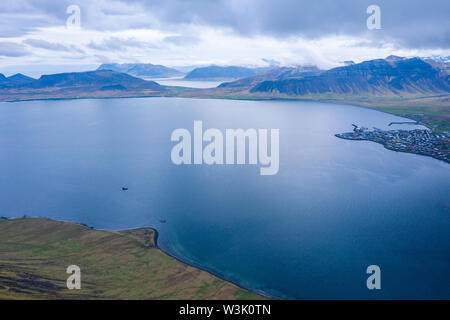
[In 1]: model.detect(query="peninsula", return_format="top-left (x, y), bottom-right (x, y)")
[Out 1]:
top-left (0, 217), bottom-right (265, 300)
top-left (335, 125), bottom-right (450, 163)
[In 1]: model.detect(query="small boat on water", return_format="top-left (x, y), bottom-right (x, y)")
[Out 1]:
top-left (122, 187), bottom-right (128, 191)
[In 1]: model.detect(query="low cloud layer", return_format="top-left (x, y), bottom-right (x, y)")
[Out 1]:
top-left (87, 37), bottom-right (151, 51)
top-left (0, 42), bottom-right (30, 57)
top-left (23, 38), bottom-right (85, 54)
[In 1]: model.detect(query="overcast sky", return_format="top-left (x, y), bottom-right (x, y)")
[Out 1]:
top-left (0, 0), bottom-right (449, 76)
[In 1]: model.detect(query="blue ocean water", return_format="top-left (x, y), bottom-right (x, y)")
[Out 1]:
top-left (0, 97), bottom-right (449, 299)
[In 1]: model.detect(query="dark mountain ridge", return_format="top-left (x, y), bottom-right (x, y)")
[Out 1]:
top-left (249, 57), bottom-right (450, 96)
top-left (0, 70), bottom-right (165, 101)
top-left (32, 70), bottom-right (161, 90)
top-left (184, 65), bottom-right (265, 80)
top-left (1, 57), bottom-right (449, 105)
top-left (0, 73), bottom-right (35, 86)
top-left (7, 73), bottom-right (35, 83)
top-left (218, 66), bottom-right (322, 89)
top-left (97, 63), bottom-right (183, 78)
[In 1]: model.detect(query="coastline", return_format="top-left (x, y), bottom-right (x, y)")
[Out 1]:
top-left (155, 241), bottom-right (277, 300)
top-left (81, 219), bottom-right (275, 299)
top-left (2, 90), bottom-right (446, 132)
top-left (335, 126), bottom-right (449, 164)
top-left (0, 216), bottom-right (267, 300)
top-left (335, 134), bottom-right (449, 164)
top-left (120, 223), bottom-right (274, 299)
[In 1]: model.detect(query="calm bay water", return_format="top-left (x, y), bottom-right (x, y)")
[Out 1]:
top-left (0, 97), bottom-right (449, 299)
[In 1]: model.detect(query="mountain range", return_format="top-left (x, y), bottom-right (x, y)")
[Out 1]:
top-left (217, 66), bottom-right (322, 89)
top-left (184, 65), bottom-right (269, 80)
top-left (0, 73), bottom-right (35, 86)
top-left (214, 56), bottom-right (450, 97)
top-left (0, 70), bottom-right (165, 101)
top-left (97, 63), bottom-right (183, 78)
top-left (1, 56), bottom-right (449, 103)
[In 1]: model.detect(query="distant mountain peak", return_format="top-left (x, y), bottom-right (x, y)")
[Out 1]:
top-left (7, 73), bottom-right (35, 83)
top-left (97, 63), bottom-right (183, 78)
top-left (235, 57), bottom-right (450, 97)
top-left (423, 55), bottom-right (450, 64)
top-left (0, 69), bottom-right (166, 100)
top-left (184, 65), bottom-right (259, 80)
top-left (34, 70), bottom-right (162, 90)
top-left (385, 55), bottom-right (406, 62)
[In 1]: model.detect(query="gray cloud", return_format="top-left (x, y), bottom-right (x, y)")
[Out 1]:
top-left (0, 42), bottom-right (30, 57)
top-left (25, 39), bottom-right (67, 51)
top-left (0, 2), bottom-right (63, 37)
top-left (0, 0), bottom-right (448, 49)
top-left (23, 39), bottom-right (86, 54)
top-left (163, 35), bottom-right (200, 46)
top-left (133, 0), bottom-right (450, 49)
top-left (262, 58), bottom-right (280, 67)
top-left (87, 37), bottom-right (153, 51)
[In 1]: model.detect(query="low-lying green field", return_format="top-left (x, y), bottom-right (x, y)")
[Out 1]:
top-left (371, 105), bottom-right (450, 132)
top-left (176, 88), bottom-right (450, 133)
top-left (0, 218), bottom-right (265, 300)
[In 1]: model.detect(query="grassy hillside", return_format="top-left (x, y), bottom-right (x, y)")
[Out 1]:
top-left (0, 218), bottom-right (265, 300)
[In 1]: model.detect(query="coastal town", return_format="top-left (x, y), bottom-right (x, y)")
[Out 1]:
top-left (336, 124), bottom-right (450, 163)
